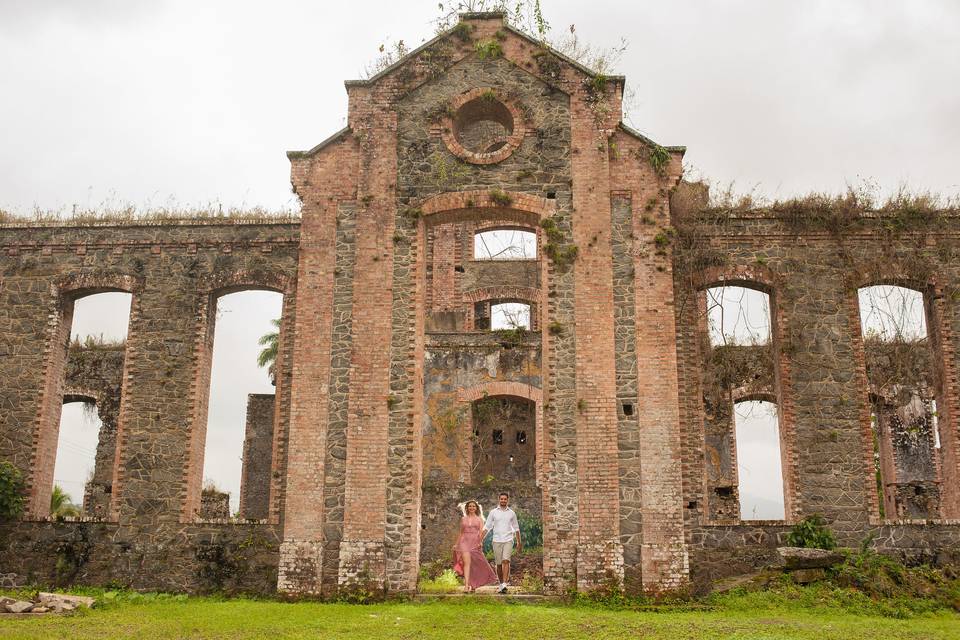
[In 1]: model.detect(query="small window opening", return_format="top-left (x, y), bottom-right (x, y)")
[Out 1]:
top-left (621, 402), bottom-right (634, 416)
top-left (706, 286), bottom-right (771, 346)
top-left (492, 429), bottom-right (503, 445)
top-left (490, 302), bottom-right (531, 331)
top-left (474, 229), bottom-right (537, 260)
top-left (714, 486), bottom-right (734, 499)
top-left (454, 265), bottom-right (465, 273)
top-left (516, 430), bottom-right (527, 444)
top-left (932, 400), bottom-right (941, 449)
top-left (858, 285), bottom-right (927, 341)
top-left (546, 191), bottom-right (557, 199)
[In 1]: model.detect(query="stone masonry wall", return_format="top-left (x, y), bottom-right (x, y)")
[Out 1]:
top-left (674, 208), bottom-right (960, 587)
top-left (239, 394), bottom-right (275, 520)
top-left (0, 219), bottom-right (298, 592)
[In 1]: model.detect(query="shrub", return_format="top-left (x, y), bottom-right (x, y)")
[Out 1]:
top-left (419, 569), bottom-right (461, 593)
top-left (0, 461), bottom-right (25, 521)
top-left (475, 39), bottom-right (503, 60)
top-left (516, 508), bottom-right (543, 549)
top-left (489, 189), bottom-right (513, 206)
top-left (786, 514), bottom-right (837, 550)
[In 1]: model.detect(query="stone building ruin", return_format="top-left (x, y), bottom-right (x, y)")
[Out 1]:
top-left (0, 13), bottom-right (958, 595)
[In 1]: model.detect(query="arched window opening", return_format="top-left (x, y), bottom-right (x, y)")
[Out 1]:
top-left (706, 286), bottom-right (771, 346)
top-left (733, 400), bottom-right (786, 520)
top-left (858, 285), bottom-right (941, 519)
top-left (200, 290), bottom-right (283, 520)
top-left (699, 284), bottom-right (784, 522)
top-left (474, 228), bottom-right (537, 261)
top-left (52, 292), bottom-right (131, 518)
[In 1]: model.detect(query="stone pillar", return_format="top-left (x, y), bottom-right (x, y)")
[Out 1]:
top-left (239, 394), bottom-right (275, 520)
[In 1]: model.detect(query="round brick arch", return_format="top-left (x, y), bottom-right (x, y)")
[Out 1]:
top-left (55, 271), bottom-right (143, 299)
top-left (419, 190), bottom-right (555, 227)
top-left (693, 264), bottom-right (779, 294)
top-left (462, 286), bottom-right (541, 306)
top-left (456, 381), bottom-right (542, 405)
top-left (201, 270), bottom-right (293, 297)
top-left (455, 381), bottom-right (545, 486)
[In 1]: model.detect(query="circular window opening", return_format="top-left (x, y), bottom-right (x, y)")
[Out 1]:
top-left (454, 97), bottom-right (514, 155)
top-left (442, 89), bottom-right (525, 165)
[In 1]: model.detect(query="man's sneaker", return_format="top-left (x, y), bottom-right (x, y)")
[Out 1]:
top-left (498, 585), bottom-right (508, 594)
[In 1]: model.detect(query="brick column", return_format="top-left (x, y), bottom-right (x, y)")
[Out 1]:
top-left (569, 88), bottom-right (624, 589)
top-left (337, 90), bottom-right (398, 588)
top-left (279, 138), bottom-right (357, 594)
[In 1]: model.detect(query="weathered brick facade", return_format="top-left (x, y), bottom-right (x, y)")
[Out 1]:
top-left (1, 12), bottom-right (958, 596)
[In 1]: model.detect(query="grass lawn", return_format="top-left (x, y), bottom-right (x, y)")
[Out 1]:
top-left (0, 592), bottom-right (958, 640)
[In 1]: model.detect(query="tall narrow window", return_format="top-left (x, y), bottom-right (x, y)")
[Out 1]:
top-left (701, 285), bottom-right (786, 521)
top-left (53, 292), bottom-right (131, 518)
top-left (200, 290), bottom-right (283, 519)
top-left (858, 285), bottom-right (940, 519)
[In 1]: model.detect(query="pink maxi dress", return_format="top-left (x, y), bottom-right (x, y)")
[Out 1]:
top-left (453, 515), bottom-right (498, 588)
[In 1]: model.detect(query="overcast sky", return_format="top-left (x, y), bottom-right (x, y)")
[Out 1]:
top-left (10, 1), bottom-right (958, 516)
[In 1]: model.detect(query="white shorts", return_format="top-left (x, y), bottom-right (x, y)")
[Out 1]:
top-left (493, 540), bottom-right (513, 564)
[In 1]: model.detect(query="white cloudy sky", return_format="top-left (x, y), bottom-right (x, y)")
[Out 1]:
top-left (6, 1), bottom-right (958, 516)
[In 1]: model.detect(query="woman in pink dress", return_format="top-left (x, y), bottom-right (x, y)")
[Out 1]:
top-left (453, 500), bottom-right (498, 592)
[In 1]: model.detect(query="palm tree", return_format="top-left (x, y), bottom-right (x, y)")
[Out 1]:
top-left (50, 485), bottom-right (80, 518)
top-left (257, 319), bottom-right (281, 382)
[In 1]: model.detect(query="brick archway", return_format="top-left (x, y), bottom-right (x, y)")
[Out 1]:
top-left (456, 381), bottom-right (544, 487)
top-left (419, 190), bottom-right (555, 227)
top-left (182, 275), bottom-right (294, 523)
top-left (29, 273), bottom-right (140, 519)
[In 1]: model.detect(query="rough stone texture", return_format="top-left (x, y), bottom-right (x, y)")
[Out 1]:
top-left (5, 600), bottom-right (33, 614)
top-left (775, 546), bottom-right (845, 570)
top-left (200, 490), bottom-right (230, 519)
top-left (239, 394), bottom-right (275, 520)
top-left (0, 220), bottom-right (297, 592)
top-left (2, 12), bottom-right (959, 598)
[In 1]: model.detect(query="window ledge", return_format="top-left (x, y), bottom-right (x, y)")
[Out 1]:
top-left (191, 517), bottom-right (273, 526)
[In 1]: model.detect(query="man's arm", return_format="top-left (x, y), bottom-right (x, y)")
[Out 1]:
top-left (511, 512), bottom-right (521, 552)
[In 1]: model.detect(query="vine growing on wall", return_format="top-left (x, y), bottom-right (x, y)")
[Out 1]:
top-left (0, 461), bottom-right (25, 522)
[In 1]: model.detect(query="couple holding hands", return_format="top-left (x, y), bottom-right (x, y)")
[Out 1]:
top-left (453, 492), bottom-right (522, 593)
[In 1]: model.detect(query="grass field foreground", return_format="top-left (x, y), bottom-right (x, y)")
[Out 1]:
top-left (0, 586), bottom-right (958, 640)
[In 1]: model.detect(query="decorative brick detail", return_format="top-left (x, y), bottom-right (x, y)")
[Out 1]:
top-left (440, 88), bottom-right (527, 165)
top-left (420, 190), bottom-right (554, 224)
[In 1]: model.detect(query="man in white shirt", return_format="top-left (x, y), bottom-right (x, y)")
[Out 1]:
top-left (480, 491), bottom-right (522, 594)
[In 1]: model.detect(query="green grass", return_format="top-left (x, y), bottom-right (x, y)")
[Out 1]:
top-left (0, 589), bottom-right (957, 640)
